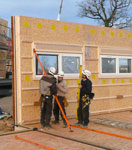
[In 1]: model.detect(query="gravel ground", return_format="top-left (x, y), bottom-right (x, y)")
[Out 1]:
top-left (0, 96), bottom-right (14, 134)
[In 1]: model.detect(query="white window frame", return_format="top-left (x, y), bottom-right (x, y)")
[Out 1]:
top-left (34, 51), bottom-right (82, 79)
top-left (60, 53), bottom-right (82, 78)
top-left (100, 55), bottom-right (132, 78)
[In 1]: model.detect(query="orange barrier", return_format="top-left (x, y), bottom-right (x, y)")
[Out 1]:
top-left (71, 125), bottom-right (132, 141)
top-left (33, 49), bottom-right (73, 132)
top-left (15, 135), bottom-right (56, 150)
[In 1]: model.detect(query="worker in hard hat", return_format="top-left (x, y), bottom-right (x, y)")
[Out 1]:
top-left (52, 71), bottom-right (68, 128)
top-left (40, 67), bottom-right (57, 129)
top-left (76, 69), bottom-right (93, 127)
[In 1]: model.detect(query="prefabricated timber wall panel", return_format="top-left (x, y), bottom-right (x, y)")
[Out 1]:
top-left (20, 17), bottom-right (85, 44)
top-left (21, 42), bottom-right (33, 57)
top-left (93, 84), bottom-right (132, 98)
top-left (90, 97), bottom-right (132, 114)
top-left (84, 25), bottom-right (132, 47)
top-left (13, 16), bottom-right (132, 124)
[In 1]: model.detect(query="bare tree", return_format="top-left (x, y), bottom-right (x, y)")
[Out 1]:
top-left (77, 0), bottom-right (132, 29)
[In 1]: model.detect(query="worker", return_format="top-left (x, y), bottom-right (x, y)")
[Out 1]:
top-left (52, 71), bottom-right (68, 128)
top-left (76, 70), bottom-right (93, 127)
top-left (40, 67), bottom-right (57, 129)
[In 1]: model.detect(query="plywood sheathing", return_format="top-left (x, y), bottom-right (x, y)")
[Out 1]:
top-left (84, 25), bottom-right (132, 48)
top-left (90, 97), bottom-right (132, 113)
top-left (21, 43), bottom-right (33, 57)
top-left (93, 84), bottom-right (132, 98)
top-left (34, 43), bottom-right (83, 54)
top-left (20, 17), bottom-right (85, 45)
top-left (22, 106), bottom-right (40, 122)
top-left (13, 16), bottom-right (132, 124)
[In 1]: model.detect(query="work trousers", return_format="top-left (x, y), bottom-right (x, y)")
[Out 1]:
top-left (40, 95), bottom-right (53, 126)
top-left (77, 99), bottom-right (90, 125)
top-left (53, 96), bottom-right (66, 124)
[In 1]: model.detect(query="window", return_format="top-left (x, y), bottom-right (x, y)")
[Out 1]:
top-left (102, 58), bottom-right (116, 73)
top-left (35, 52), bottom-right (82, 77)
top-left (36, 54), bottom-right (58, 75)
top-left (62, 56), bottom-right (80, 74)
top-left (100, 55), bottom-right (132, 76)
top-left (119, 58), bottom-right (131, 73)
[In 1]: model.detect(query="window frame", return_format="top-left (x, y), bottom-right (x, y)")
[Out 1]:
top-left (100, 55), bottom-right (132, 78)
top-left (34, 51), bottom-right (82, 79)
top-left (35, 53), bottom-right (58, 76)
top-left (119, 57), bottom-right (132, 74)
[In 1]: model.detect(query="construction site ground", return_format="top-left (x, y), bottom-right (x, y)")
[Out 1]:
top-left (0, 96), bottom-right (132, 149)
top-left (0, 109), bottom-right (132, 150)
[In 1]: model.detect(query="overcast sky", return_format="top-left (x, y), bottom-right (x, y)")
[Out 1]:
top-left (0, 0), bottom-right (97, 27)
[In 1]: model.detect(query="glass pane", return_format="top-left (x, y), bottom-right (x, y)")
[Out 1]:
top-left (36, 54), bottom-right (58, 75)
top-left (62, 56), bottom-right (80, 74)
top-left (102, 58), bottom-right (116, 73)
top-left (119, 58), bottom-right (131, 73)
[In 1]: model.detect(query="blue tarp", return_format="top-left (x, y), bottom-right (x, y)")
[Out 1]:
top-left (0, 107), bottom-right (8, 119)
top-left (0, 113), bottom-right (8, 119)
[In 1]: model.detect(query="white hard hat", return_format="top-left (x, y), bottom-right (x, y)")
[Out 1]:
top-left (82, 70), bottom-right (91, 78)
top-left (58, 71), bottom-right (64, 77)
top-left (49, 67), bottom-right (56, 75)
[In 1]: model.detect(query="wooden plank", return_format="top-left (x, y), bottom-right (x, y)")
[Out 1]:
top-left (11, 16), bottom-right (15, 121)
top-left (15, 16), bottom-right (22, 124)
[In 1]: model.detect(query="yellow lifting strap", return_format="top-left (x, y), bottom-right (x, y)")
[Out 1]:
top-left (76, 65), bottom-right (82, 118)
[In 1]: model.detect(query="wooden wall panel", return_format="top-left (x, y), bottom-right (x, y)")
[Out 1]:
top-left (93, 86), bottom-right (110, 98)
top-left (65, 87), bottom-right (78, 100)
top-left (21, 42), bottom-right (33, 57)
top-left (22, 106), bottom-right (40, 122)
top-left (109, 97), bottom-right (132, 109)
top-left (66, 102), bottom-right (77, 117)
top-left (90, 99), bottom-right (111, 112)
top-left (100, 48), bottom-right (132, 55)
top-left (92, 78), bottom-right (132, 85)
top-left (65, 79), bottom-right (78, 87)
top-left (35, 43), bottom-right (83, 53)
top-left (93, 84), bottom-right (132, 98)
top-left (90, 97), bottom-right (132, 112)
top-left (21, 59), bottom-right (32, 72)
top-left (20, 17), bottom-right (85, 45)
top-left (13, 16), bottom-right (132, 124)
top-left (21, 90), bottom-right (40, 104)
top-left (85, 47), bottom-right (98, 60)
top-left (85, 61), bottom-right (98, 72)
top-left (21, 75), bottom-right (39, 88)
top-left (84, 25), bottom-right (132, 48)
top-left (109, 85), bottom-right (128, 96)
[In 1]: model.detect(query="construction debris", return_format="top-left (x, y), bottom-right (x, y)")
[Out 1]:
top-left (0, 115), bottom-right (14, 132)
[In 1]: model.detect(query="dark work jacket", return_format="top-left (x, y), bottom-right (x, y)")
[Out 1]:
top-left (40, 75), bottom-right (56, 96)
top-left (80, 78), bottom-right (92, 99)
